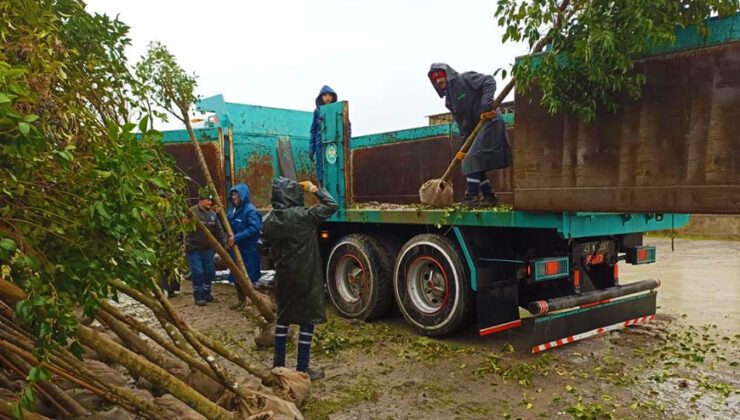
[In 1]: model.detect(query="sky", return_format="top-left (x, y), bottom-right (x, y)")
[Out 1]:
top-left (85, 0), bottom-right (527, 135)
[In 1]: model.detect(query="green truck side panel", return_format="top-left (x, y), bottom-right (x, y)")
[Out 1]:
top-left (351, 112), bottom-right (514, 150)
top-left (453, 227), bottom-right (478, 291)
top-left (648, 14), bottom-right (740, 55)
top-left (159, 128), bottom-right (219, 144)
top-left (328, 209), bottom-right (689, 239)
top-left (320, 101), bottom-right (348, 208)
top-left (520, 14), bottom-right (740, 72)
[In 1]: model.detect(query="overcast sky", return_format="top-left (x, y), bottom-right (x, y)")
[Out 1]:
top-left (85, 0), bottom-right (526, 135)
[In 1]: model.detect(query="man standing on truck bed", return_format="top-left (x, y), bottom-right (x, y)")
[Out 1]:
top-left (309, 85), bottom-right (338, 187)
top-left (428, 63), bottom-right (511, 206)
top-left (262, 177), bottom-right (339, 380)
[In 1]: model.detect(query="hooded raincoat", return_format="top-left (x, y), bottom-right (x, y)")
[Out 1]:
top-left (309, 85), bottom-right (337, 185)
top-left (428, 63), bottom-right (511, 175)
top-left (261, 177), bottom-right (339, 325)
top-left (228, 183), bottom-right (262, 284)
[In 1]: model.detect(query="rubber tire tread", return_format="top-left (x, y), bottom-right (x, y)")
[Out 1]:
top-left (327, 234), bottom-right (394, 321)
top-left (394, 233), bottom-right (473, 336)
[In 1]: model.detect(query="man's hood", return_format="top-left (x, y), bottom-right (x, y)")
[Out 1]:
top-left (428, 63), bottom-right (459, 97)
top-left (270, 177), bottom-right (304, 209)
top-left (315, 85), bottom-right (338, 108)
top-left (230, 183), bottom-right (251, 207)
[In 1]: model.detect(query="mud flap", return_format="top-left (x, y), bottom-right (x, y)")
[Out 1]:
top-left (476, 263), bottom-right (521, 336)
top-left (529, 292), bottom-right (657, 353)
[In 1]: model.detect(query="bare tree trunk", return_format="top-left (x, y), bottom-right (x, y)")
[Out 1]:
top-left (96, 309), bottom-right (164, 367)
top-left (0, 278), bottom-right (236, 420)
top-left (0, 328), bottom-right (151, 417)
top-left (190, 209), bottom-right (275, 323)
top-left (76, 325), bottom-right (235, 420)
top-left (0, 400), bottom-right (49, 420)
top-left (0, 352), bottom-right (73, 418)
top-left (182, 110), bottom-right (275, 323)
top-left (99, 301), bottom-right (220, 382)
top-left (111, 279), bottom-right (272, 383)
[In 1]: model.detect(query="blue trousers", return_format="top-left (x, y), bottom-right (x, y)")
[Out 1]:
top-left (228, 246), bottom-right (261, 285)
top-left (187, 249), bottom-right (216, 299)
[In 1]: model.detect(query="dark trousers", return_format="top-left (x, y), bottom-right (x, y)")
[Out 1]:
top-left (465, 172), bottom-right (494, 197)
top-left (187, 249), bottom-right (216, 300)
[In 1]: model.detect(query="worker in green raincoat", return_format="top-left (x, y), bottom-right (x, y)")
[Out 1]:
top-left (261, 177), bottom-right (339, 380)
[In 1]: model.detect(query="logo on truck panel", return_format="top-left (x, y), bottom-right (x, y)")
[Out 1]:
top-left (326, 144), bottom-right (338, 165)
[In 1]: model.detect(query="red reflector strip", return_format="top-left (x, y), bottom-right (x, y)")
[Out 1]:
top-left (531, 314), bottom-right (656, 353)
top-left (545, 260), bottom-right (560, 276)
top-left (479, 319), bottom-right (523, 336)
top-left (638, 249), bottom-right (648, 261)
top-left (573, 270), bottom-right (580, 289)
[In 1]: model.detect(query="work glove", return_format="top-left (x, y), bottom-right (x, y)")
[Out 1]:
top-left (299, 181), bottom-right (319, 193)
top-left (480, 109), bottom-right (497, 121)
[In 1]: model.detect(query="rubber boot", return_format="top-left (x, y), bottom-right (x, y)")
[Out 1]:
top-left (461, 191), bottom-right (480, 206)
top-left (479, 180), bottom-right (498, 207)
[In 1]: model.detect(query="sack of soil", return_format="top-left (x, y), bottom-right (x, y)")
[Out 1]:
top-left (216, 380), bottom-right (303, 420)
top-left (268, 368), bottom-right (310, 408)
top-left (154, 394), bottom-right (207, 419)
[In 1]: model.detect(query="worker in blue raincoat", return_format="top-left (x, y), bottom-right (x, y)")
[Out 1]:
top-left (428, 63), bottom-right (511, 206)
top-left (309, 85), bottom-right (338, 187)
top-left (227, 183), bottom-right (262, 309)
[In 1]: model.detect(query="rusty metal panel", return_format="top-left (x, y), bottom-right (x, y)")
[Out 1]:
top-left (164, 142), bottom-right (226, 206)
top-left (277, 136), bottom-right (298, 180)
top-left (352, 130), bottom-right (514, 205)
top-left (514, 43), bottom-right (740, 214)
top-left (235, 152), bottom-right (275, 209)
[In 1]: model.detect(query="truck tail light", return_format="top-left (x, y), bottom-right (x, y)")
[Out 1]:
top-left (626, 245), bottom-right (656, 265)
top-left (531, 257), bottom-right (569, 281)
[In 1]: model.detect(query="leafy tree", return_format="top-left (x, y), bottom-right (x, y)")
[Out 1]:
top-left (136, 43), bottom-right (277, 324)
top-left (0, 0), bottom-right (188, 359)
top-left (494, 0), bottom-right (740, 121)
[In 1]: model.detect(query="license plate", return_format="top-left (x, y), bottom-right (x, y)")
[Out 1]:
top-left (578, 240), bottom-right (615, 257)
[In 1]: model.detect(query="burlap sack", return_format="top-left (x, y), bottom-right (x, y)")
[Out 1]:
top-left (268, 368), bottom-right (310, 408)
top-left (154, 394), bottom-right (207, 419)
top-left (419, 179), bottom-right (453, 208)
top-left (217, 380), bottom-right (303, 420)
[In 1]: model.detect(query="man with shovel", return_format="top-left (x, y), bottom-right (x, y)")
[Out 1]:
top-left (427, 63), bottom-right (511, 206)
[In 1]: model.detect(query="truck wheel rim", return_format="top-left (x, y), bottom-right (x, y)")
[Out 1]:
top-left (336, 254), bottom-right (365, 304)
top-left (407, 256), bottom-right (449, 314)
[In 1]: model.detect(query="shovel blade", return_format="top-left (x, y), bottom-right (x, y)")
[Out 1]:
top-left (419, 179), bottom-right (454, 207)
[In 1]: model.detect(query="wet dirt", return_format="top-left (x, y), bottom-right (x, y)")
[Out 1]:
top-left (147, 237), bottom-right (738, 420)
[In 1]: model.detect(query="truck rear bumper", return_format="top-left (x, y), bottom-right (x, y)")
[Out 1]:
top-left (527, 278), bottom-right (661, 315)
top-left (530, 291), bottom-right (657, 353)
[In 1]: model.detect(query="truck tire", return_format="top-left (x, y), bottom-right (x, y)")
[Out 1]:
top-left (326, 234), bottom-right (393, 321)
top-left (394, 234), bottom-right (473, 336)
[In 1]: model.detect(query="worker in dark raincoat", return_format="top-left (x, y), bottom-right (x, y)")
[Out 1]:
top-left (261, 177), bottom-right (338, 380)
top-left (428, 63), bottom-right (511, 206)
top-left (227, 182), bottom-right (262, 309)
top-left (308, 85), bottom-right (338, 187)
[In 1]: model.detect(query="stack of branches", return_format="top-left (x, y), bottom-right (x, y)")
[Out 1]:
top-left (0, 0), bottom-right (299, 417)
top-left (0, 276), bottom-right (309, 419)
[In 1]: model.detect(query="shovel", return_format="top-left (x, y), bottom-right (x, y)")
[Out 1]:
top-left (418, 117), bottom-right (490, 207)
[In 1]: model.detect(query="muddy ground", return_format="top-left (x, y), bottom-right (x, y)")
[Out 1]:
top-left (129, 237), bottom-right (739, 419)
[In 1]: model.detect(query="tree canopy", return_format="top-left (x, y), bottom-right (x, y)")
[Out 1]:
top-left (495, 0), bottom-right (740, 121)
top-left (0, 0), bottom-right (188, 360)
